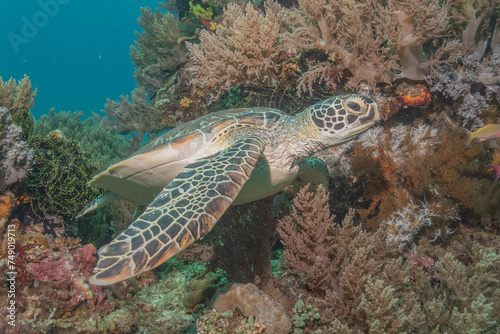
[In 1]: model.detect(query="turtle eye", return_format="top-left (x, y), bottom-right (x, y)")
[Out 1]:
top-left (346, 100), bottom-right (361, 112)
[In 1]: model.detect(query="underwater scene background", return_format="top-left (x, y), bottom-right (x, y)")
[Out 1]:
top-left (1, 0), bottom-right (499, 333)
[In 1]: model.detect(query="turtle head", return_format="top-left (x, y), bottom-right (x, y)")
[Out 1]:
top-left (306, 94), bottom-right (380, 146)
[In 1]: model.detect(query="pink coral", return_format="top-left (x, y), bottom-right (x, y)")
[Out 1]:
top-left (29, 245), bottom-right (94, 307)
top-left (27, 242), bottom-right (111, 312)
top-left (187, 2), bottom-right (286, 102)
top-left (282, 0), bottom-right (459, 91)
top-left (71, 244), bottom-right (98, 275)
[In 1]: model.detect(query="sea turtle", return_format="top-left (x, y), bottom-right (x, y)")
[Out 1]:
top-left (81, 94), bottom-right (380, 285)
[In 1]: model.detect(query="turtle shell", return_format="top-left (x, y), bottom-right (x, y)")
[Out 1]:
top-left (90, 107), bottom-right (283, 205)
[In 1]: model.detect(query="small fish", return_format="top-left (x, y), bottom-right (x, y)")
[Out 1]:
top-left (489, 163), bottom-right (500, 182)
top-left (462, 124), bottom-right (500, 148)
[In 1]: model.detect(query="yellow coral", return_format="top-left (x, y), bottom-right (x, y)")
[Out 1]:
top-left (180, 97), bottom-right (193, 107)
top-left (210, 21), bottom-right (222, 31)
top-left (189, 1), bottom-right (213, 20)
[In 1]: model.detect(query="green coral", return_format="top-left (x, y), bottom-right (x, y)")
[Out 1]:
top-left (196, 309), bottom-right (233, 333)
top-left (271, 248), bottom-right (283, 279)
top-left (292, 296), bottom-right (321, 334)
top-left (12, 108), bottom-right (35, 141)
top-left (235, 316), bottom-right (266, 333)
top-left (25, 133), bottom-right (102, 220)
top-left (135, 270), bottom-right (196, 333)
top-left (64, 207), bottom-right (114, 247)
top-left (98, 309), bottom-right (135, 333)
top-left (35, 109), bottom-right (127, 171)
top-left (185, 270), bottom-right (228, 310)
top-left (189, 0), bottom-right (213, 19)
top-left (196, 310), bottom-right (265, 334)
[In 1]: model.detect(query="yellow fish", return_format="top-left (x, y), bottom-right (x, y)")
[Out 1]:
top-left (463, 124), bottom-right (500, 148)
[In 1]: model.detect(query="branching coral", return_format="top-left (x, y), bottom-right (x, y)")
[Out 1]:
top-left (351, 124), bottom-right (499, 246)
top-left (276, 186), bottom-right (499, 333)
top-left (0, 74), bottom-right (37, 119)
top-left (409, 243), bottom-right (500, 333)
top-left (281, 0), bottom-right (458, 93)
top-left (35, 108), bottom-right (127, 171)
top-left (378, 0), bottom-right (459, 80)
top-left (281, 0), bottom-right (399, 93)
top-left (429, 0), bottom-right (499, 128)
top-left (277, 185), bottom-right (410, 330)
top-left (187, 1), bottom-right (287, 102)
top-left (130, 8), bottom-right (189, 95)
top-left (128, 4), bottom-right (209, 129)
top-left (97, 87), bottom-right (165, 151)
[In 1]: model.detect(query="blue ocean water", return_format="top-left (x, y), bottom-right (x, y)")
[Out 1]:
top-left (0, 0), bottom-right (158, 119)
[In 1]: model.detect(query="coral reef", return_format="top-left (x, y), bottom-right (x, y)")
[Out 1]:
top-left (27, 244), bottom-right (103, 310)
top-left (35, 108), bottom-right (127, 171)
top-left (1, 1), bottom-right (499, 333)
top-left (183, 271), bottom-right (226, 311)
top-left (130, 9), bottom-right (189, 95)
top-left (0, 219), bottom-right (113, 333)
top-left (0, 191), bottom-right (15, 221)
top-left (25, 132), bottom-right (102, 220)
top-left (187, 1), bottom-right (287, 102)
top-left (350, 124), bottom-right (499, 246)
top-left (0, 75), bottom-right (37, 119)
top-left (124, 4), bottom-right (205, 130)
top-left (275, 186), bottom-right (500, 333)
top-left (211, 283), bottom-right (292, 334)
top-left (97, 87), bottom-right (166, 151)
top-left (196, 309), bottom-right (266, 334)
top-left (0, 107), bottom-right (34, 189)
top-left (291, 296), bottom-right (321, 333)
top-left (277, 185), bottom-right (410, 329)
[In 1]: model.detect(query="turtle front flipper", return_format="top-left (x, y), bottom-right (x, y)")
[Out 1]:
top-left (292, 157), bottom-right (329, 193)
top-left (89, 136), bottom-right (265, 285)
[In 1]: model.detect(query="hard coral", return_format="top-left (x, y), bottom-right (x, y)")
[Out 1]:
top-left (0, 74), bottom-right (37, 119)
top-left (211, 283), bottom-right (292, 334)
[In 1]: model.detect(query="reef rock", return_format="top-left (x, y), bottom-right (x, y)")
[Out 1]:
top-left (211, 283), bottom-right (292, 334)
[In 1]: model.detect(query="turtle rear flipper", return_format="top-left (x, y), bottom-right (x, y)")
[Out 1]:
top-left (89, 136), bottom-right (265, 285)
top-left (76, 191), bottom-right (122, 218)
